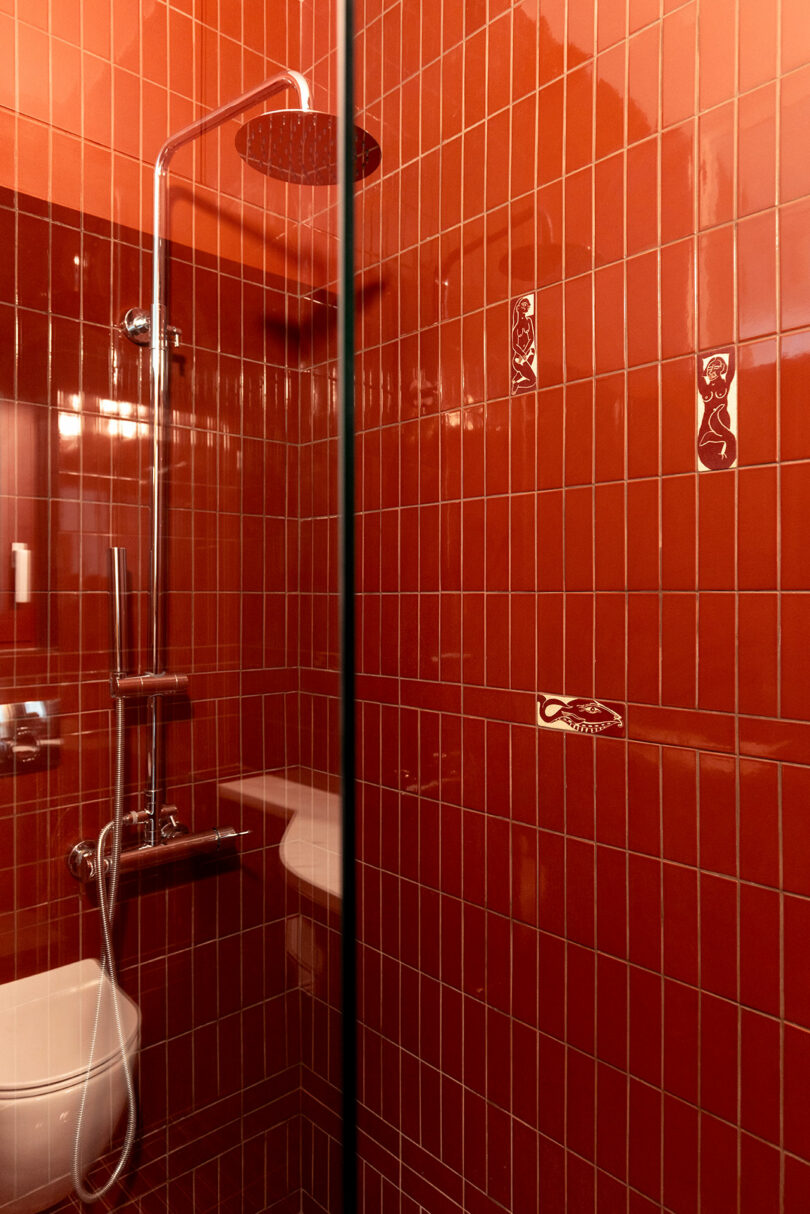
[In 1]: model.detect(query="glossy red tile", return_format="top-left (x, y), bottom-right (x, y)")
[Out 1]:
top-left (662, 6), bottom-right (695, 128)
top-left (698, 225), bottom-right (735, 350)
top-left (594, 153), bottom-right (624, 268)
top-left (782, 594), bottom-right (810, 721)
top-left (661, 122), bottom-right (695, 243)
top-left (567, 64), bottom-right (595, 172)
top-left (738, 593), bottom-right (778, 719)
top-left (598, 0), bottom-right (626, 51)
top-left (626, 251), bottom-right (659, 366)
top-left (661, 238), bottom-right (695, 359)
top-left (538, 78), bottom-right (564, 186)
top-left (700, 992), bottom-right (738, 1122)
top-left (785, 1155), bottom-right (810, 1213)
top-left (628, 853), bottom-right (661, 971)
top-left (594, 263), bottom-right (625, 374)
top-left (627, 25), bottom-right (659, 144)
top-left (626, 742), bottom-right (659, 856)
top-left (698, 470), bottom-right (736, 589)
top-left (785, 895), bottom-right (810, 1031)
top-left (781, 198), bottom-right (810, 332)
top-left (627, 143), bottom-right (659, 260)
top-left (596, 1059), bottom-right (627, 1181)
top-left (594, 485), bottom-right (625, 592)
top-left (740, 1135), bottom-right (781, 1214)
top-left (661, 476), bottom-right (696, 591)
top-left (739, 84), bottom-right (777, 217)
top-left (627, 479), bottom-right (660, 588)
top-left (785, 1024), bottom-right (810, 1159)
top-left (662, 863), bottom-right (697, 987)
top-left (740, 0), bottom-right (778, 89)
top-left (740, 717), bottom-right (810, 765)
top-left (628, 1076), bottom-right (661, 1201)
top-left (697, 752), bottom-right (736, 874)
top-left (737, 338), bottom-right (777, 465)
top-left (738, 211), bottom-right (777, 340)
top-left (565, 274), bottom-right (595, 381)
top-left (740, 884), bottom-right (780, 1017)
top-left (595, 45), bottom-right (625, 160)
top-left (700, 873), bottom-right (738, 1000)
top-left (697, 593), bottom-right (736, 713)
top-left (565, 487), bottom-right (594, 589)
top-left (782, 329), bottom-right (810, 459)
top-left (782, 461), bottom-right (810, 588)
top-left (699, 1113), bottom-right (738, 1212)
top-left (661, 746), bottom-right (698, 865)
top-left (594, 373), bottom-right (626, 482)
top-left (661, 356), bottom-right (698, 475)
top-left (663, 1094), bottom-right (698, 1213)
top-left (698, 103), bottom-right (734, 230)
top-left (698, 0), bottom-right (736, 108)
top-left (627, 595), bottom-right (660, 704)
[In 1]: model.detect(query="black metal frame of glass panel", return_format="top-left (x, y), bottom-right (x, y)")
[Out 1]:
top-left (338, 0), bottom-right (358, 1209)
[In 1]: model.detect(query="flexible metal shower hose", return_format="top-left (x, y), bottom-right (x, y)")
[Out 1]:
top-left (71, 696), bottom-right (138, 1203)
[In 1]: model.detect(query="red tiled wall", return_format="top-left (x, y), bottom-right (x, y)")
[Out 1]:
top-left (352, 0), bottom-right (810, 1210)
top-left (0, 0), bottom-right (311, 267)
top-left (0, 186), bottom-right (306, 1213)
top-left (0, 2), bottom-right (338, 1211)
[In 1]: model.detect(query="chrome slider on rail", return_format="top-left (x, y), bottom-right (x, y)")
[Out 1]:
top-left (112, 673), bottom-right (190, 697)
top-left (67, 826), bottom-right (245, 884)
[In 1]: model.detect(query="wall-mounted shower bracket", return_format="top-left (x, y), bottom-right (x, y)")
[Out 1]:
top-left (67, 824), bottom-right (244, 883)
top-left (112, 672), bottom-right (190, 697)
top-left (121, 307), bottom-right (181, 348)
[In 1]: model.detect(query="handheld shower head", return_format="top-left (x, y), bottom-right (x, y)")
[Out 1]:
top-left (234, 109), bottom-right (381, 186)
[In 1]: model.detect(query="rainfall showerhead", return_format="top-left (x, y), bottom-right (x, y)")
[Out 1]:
top-left (234, 109), bottom-right (381, 186)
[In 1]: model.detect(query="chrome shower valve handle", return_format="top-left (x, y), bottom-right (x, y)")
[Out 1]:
top-left (112, 672), bottom-right (190, 697)
top-left (121, 307), bottom-right (181, 347)
top-left (159, 806), bottom-right (189, 841)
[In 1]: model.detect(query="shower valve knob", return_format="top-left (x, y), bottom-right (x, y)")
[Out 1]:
top-left (159, 807), bottom-right (189, 841)
top-left (121, 307), bottom-right (151, 346)
top-left (121, 308), bottom-right (182, 348)
top-left (11, 729), bottom-right (41, 764)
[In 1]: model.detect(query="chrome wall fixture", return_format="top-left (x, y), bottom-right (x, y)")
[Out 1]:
top-left (111, 68), bottom-right (379, 856)
top-left (108, 72), bottom-right (320, 861)
top-left (68, 825), bottom-right (241, 884)
top-left (68, 67), bottom-right (382, 871)
top-left (118, 70), bottom-right (316, 853)
top-left (70, 67), bottom-right (377, 876)
top-left (0, 700), bottom-right (59, 774)
top-left (65, 67), bottom-right (369, 1204)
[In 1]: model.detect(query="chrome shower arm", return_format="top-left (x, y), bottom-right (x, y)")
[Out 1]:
top-left (147, 68), bottom-right (312, 674)
top-left (150, 68), bottom-right (312, 358)
top-left (154, 69), bottom-right (312, 175)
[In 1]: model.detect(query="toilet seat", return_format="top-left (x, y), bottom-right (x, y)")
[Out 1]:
top-left (0, 959), bottom-right (141, 1214)
top-left (0, 1024), bottom-right (140, 1099)
top-left (0, 959), bottom-right (140, 1096)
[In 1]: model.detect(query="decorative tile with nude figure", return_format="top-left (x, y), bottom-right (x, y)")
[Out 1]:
top-left (510, 292), bottom-right (538, 395)
top-left (697, 348), bottom-right (738, 471)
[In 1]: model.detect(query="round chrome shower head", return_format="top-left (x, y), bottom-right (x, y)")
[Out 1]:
top-left (234, 109), bottom-right (381, 186)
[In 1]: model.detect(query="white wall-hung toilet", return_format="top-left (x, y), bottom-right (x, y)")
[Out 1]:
top-left (0, 958), bottom-right (140, 1214)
